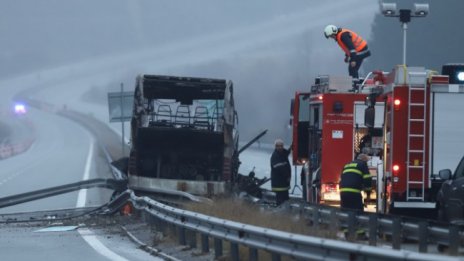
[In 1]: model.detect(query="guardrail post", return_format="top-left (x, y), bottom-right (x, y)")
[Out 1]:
top-left (249, 248), bottom-right (258, 261)
top-left (271, 252), bottom-right (281, 261)
top-left (368, 214), bottom-right (377, 246)
top-left (169, 223), bottom-right (176, 239)
top-left (152, 214), bottom-right (159, 226)
top-left (155, 218), bottom-right (164, 234)
top-left (188, 230), bottom-right (197, 249)
top-left (142, 211), bottom-right (154, 225)
top-left (392, 218), bottom-right (401, 250)
top-left (201, 234), bottom-right (209, 253)
top-left (150, 216), bottom-right (166, 234)
top-left (230, 242), bottom-right (239, 261)
top-left (214, 238), bottom-right (223, 258)
top-left (418, 221), bottom-right (428, 253)
top-left (178, 227), bottom-right (186, 245)
top-left (312, 205), bottom-right (320, 229)
top-left (347, 211), bottom-right (356, 241)
top-left (329, 209), bottom-right (338, 237)
top-left (449, 225), bottom-right (459, 255)
top-left (299, 201), bottom-right (305, 216)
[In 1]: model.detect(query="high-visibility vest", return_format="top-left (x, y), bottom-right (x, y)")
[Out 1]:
top-left (336, 29), bottom-right (367, 56)
top-left (339, 161), bottom-right (372, 193)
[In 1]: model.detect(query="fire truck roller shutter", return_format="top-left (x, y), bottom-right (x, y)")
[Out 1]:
top-left (431, 92), bottom-right (464, 176)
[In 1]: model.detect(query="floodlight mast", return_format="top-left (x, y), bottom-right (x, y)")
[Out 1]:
top-left (381, 2), bottom-right (429, 66)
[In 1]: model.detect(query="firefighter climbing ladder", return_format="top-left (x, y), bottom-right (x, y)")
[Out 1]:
top-left (406, 71), bottom-right (427, 201)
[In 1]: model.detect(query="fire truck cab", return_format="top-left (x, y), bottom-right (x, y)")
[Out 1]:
top-left (370, 64), bottom-right (464, 216)
top-left (293, 74), bottom-right (385, 207)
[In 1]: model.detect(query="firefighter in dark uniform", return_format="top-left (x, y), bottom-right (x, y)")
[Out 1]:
top-left (339, 153), bottom-right (372, 211)
top-left (270, 139), bottom-right (292, 206)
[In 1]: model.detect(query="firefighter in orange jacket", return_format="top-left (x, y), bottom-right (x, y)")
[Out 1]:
top-left (324, 25), bottom-right (371, 83)
top-left (339, 153), bottom-right (372, 211)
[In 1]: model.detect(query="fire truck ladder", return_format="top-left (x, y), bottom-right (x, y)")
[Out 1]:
top-left (406, 71), bottom-right (427, 201)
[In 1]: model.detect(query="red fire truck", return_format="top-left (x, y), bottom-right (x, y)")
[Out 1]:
top-left (292, 74), bottom-right (385, 206)
top-left (368, 64), bottom-right (464, 215)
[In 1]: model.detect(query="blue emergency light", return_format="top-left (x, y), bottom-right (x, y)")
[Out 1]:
top-left (14, 103), bottom-right (27, 115)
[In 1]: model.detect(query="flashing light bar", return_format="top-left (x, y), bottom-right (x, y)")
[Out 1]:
top-left (14, 103), bottom-right (27, 115)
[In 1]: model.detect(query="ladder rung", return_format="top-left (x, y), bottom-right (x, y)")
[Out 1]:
top-left (409, 150), bottom-right (424, 153)
top-left (410, 103), bottom-right (425, 106)
top-left (408, 181), bottom-right (424, 184)
top-left (409, 71), bottom-right (427, 76)
top-left (407, 197), bottom-right (425, 200)
top-left (409, 134), bottom-right (424, 137)
top-left (410, 119), bottom-right (424, 122)
top-left (408, 71), bottom-right (426, 75)
top-left (410, 87), bottom-right (425, 90)
top-left (408, 165), bottom-right (424, 169)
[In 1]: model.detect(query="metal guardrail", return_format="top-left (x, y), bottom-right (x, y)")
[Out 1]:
top-left (0, 179), bottom-right (127, 209)
top-left (0, 135), bottom-right (34, 160)
top-left (0, 188), bottom-right (131, 223)
top-left (129, 193), bottom-right (462, 261)
top-left (0, 206), bottom-right (101, 223)
top-left (289, 203), bottom-right (464, 256)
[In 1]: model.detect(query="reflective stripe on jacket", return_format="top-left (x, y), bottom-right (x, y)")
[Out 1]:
top-left (336, 29), bottom-right (367, 56)
top-left (339, 160), bottom-right (372, 193)
top-left (270, 148), bottom-right (291, 191)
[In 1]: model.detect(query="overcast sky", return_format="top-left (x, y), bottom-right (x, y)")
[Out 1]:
top-left (0, 0), bottom-right (378, 142)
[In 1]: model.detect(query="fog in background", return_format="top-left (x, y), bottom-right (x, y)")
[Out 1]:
top-left (2, 1), bottom-right (378, 143)
top-left (367, 0), bottom-right (464, 72)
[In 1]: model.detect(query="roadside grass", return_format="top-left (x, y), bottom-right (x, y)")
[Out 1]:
top-left (176, 196), bottom-right (338, 260)
top-left (184, 196), bottom-right (335, 238)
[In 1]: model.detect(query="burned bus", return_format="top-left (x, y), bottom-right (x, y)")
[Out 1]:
top-left (126, 75), bottom-right (239, 196)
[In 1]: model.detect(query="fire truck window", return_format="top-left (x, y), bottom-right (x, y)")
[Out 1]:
top-left (298, 96), bottom-right (310, 122)
top-left (384, 107), bottom-right (390, 132)
top-left (290, 99), bottom-right (294, 115)
top-left (313, 107), bottom-right (319, 127)
top-left (309, 107), bottom-right (314, 125)
top-left (454, 158), bottom-right (464, 179)
top-left (229, 87), bottom-right (234, 106)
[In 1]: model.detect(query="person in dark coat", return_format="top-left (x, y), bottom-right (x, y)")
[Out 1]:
top-left (339, 153), bottom-right (373, 240)
top-left (270, 139), bottom-right (292, 206)
top-left (339, 153), bottom-right (372, 211)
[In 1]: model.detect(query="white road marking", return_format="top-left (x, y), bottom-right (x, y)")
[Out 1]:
top-left (76, 140), bottom-right (93, 207)
top-left (79, 228), bottom-right (129, 261)
top-left (76, 139), bottom-right (129, 261)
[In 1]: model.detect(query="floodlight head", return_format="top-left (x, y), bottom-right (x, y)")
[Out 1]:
top-left (457, 72), bottom-right (464, 82)
top-left (381, 2), bottom-right (397, 16)
top-left (442, 63), bottom-right (464, 84)
top-left (413, 3), bottom-right (429, 17)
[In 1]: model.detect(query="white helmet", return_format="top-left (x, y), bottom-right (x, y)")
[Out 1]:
top-left (324, 25), bottom-right (338, 38)
top-left (274, 138), bottom-right (284, 147)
